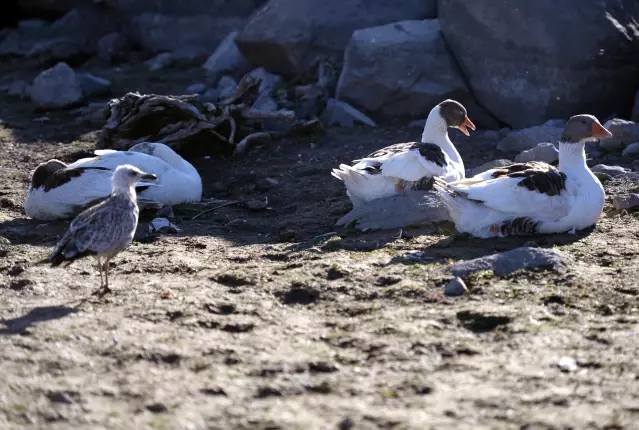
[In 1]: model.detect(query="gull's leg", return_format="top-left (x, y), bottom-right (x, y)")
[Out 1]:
top-left (104, 259), bottom-right (111, 294)
top-left (97, 256), bottom-right (103, 287)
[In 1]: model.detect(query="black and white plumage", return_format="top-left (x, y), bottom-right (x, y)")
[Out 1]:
top-left (434, 114), bottom-right (613, 238)
top-left (48, 164), bottom-right (157, 294)
top-left (24, 142), bottom-right (201, 220)
top-left (331, 99), bottom-right (475, 208)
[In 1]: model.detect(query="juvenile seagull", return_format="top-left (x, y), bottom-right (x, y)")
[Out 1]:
top-left (433, 114), bottom-right (612, 238)
top-left (331, 99), bottom-right (475, 208)
top-left (48, 164), bottom-right (157, 294)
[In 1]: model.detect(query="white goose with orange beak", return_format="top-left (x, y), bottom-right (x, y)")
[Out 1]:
top-left (434, 114), bottom-right (613, 238)
top-left (331, 99), bottom-right (476, 208)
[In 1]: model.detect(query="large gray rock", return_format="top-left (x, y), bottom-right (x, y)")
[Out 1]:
top-left (451, 247), bottom-right (568, 277)
top-left (514, 142), bottom-right (559, 164)
top-left (622, 142), bottom-right (639, 157)
top-left (0, 5), bottom-right (116, 61)
top-left (336, 20), bottom-right (468, 119)
top-left (106, 0), bottom-right (265, 53)
top-left (202, 31), bottom-right (250, 80)
top-left (601, 118), bottom-right (639, 150)
top-left (236, 0), bottom-right (437, 76)
top-left (439, 0), bottom-right (639, 128)
top-left (29, 62), bottom-right (83, 109)
top-left (497, 121), bottom-right (564, 153)
top-left (590, 164), bottom-right (628, 177)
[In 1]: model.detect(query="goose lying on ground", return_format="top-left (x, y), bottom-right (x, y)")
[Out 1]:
top-left (433, 114), bottom-right (612, 238)
top-left (24, 142), bottom-right (202, 220)
top-left (331, 99), bottom-right (475, 208)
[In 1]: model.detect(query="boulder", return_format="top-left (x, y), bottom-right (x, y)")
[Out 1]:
top-left (203, 31), bottom-right (250, 80)
top-left (0, 5), bottom-right (116, 61)
top-left (107, 0), bottom-right (265, 53)
top-left (612, 193), bottom-right (639, 211)
top-left (514, 142), bottom-right (559, 164)
top-left (336, 20), bottom-right (468, 120)
top-left (601, 118), bottom-right (639, 150)
top-left (236, 0), bottom-right (437, 76)
top-left (497, 121), bottom-right (564, 153)
top-left (29, 62), bottom-right (83, 109)
top-left (439, 0), bottom-right (639, 128)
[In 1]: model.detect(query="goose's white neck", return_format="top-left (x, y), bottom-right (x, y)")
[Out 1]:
top-left (558, 141), bottom-right (589, 177)
top-left (421, 106), bottom-right (463, 168)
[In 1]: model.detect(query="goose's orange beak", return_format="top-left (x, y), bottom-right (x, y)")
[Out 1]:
top-left (591, 122), bottom-right (612, 139)
top-left (458, 115), bottom-right (476, 136)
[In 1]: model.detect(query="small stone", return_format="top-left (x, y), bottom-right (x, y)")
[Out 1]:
top-left (444, 277), bottom-right (468, 297)
top-left (203, 31), bottom-right (249, 79)
top-left (557, 356), bottom-right (578, 373)
top-left (612, 193), bottom-right (639, 211)
top-left (76, 72), bottom-right (111, 98)
top-left (246, 198), bottom-right (268, 210)
top-left (451, 247), bottom-right (567, 277)
top-left (186, 83), bottom-right (207, 94)
top-left (146, 52), bottom-right (173, 71)
top-left (146, 402), bottom-right (168, 413)
top-left (321, 98), bottom-right (376, 128)
top-left (29, 62), bottom-right (83, 109)
top-left (514, 142), bottom-right (559, 164)
top-left (593, 172), bottom-right (612, 182)
top-left (338, 417), bottom-right (355, 430)
top-left (622, 142), bottom-right (639, 157)
top-left (590, 164), bottom-right (627, 177)
top-left (217, 75), bottom-right (238, 100)
top-left (149, 217), bottom-right (181, 234)
top-left (467, 159), bottom-right (513, 178)
top-left (278, 230), bottom-right (296, 242)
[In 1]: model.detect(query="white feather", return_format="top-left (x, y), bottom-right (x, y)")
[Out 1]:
top-left (24, 142), bottom-right (202, 220)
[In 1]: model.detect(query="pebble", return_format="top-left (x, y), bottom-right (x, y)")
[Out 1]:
top-left (444, 277), bottom-right (468, 297)
top-left (557, 356), bottom-right (578, 373)
top-left (612, 193), bottom-right (639, 211)
top-left (146, 52), bottom-right (173, 71)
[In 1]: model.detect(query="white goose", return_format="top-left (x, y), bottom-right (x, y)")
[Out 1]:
top-left (433, 114), bottom-right (613, 238)
top-left (331, 99), bottom-right (475, 208)
top-left (24, 142), bottom-right (202, 220)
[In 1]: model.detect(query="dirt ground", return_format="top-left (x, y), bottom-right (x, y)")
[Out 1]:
top-left (1, 60), bottom-right (639, 430)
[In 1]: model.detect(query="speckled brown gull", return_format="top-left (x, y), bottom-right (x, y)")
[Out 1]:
top-left (47, 164), bottom-right (157, 295)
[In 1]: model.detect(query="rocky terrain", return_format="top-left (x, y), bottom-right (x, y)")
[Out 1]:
top-left (1, 1), bottom-right (639, 429)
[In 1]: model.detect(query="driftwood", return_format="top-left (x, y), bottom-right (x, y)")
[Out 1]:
top-left (97, 72), bottom-right (321, 156)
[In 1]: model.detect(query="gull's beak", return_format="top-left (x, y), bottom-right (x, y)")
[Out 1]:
top-left (591, 122), bottom-right (613, 139)
top-left (142, 173), bottom-right (158, 181)
top-left (458, 115), bottom-right (476, 137)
